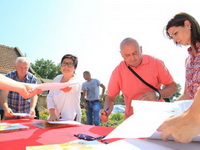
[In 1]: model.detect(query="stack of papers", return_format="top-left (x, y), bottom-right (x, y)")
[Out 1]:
top-left (0, 123), bottom-right (29, 133)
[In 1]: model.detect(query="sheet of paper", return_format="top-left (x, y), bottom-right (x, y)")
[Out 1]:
top-left (150, 131), bottom-right (200, 142)
top-left (104, 138), bottom-right (174, 150)
top-left (12, 113), bottom-right (35, 118)
top-left (104, 109), bottom-right (171, 139)
top-left (0, 123), bottom-right (29, 133)
top-left (104, 100), bottom-right (194, 140)
top-left (31, 82), bottom-right (79, 91)
top-left (26, 139), bottom-right (106, 150)
top-left (47, 120), bottom-right (82, 125)
top-left (108, 138), bottom-right (200, 150)
top-left (147, 139), bottom-right (200, 150)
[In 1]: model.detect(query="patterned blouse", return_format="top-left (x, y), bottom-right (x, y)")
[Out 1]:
top-left (186, 42), bottom-right (200, 98)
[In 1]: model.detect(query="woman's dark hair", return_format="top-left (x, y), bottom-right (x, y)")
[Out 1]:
top-left (61, 54), bottom-right (78, 69)
top-left (166, 12), bottom-right (200, 51)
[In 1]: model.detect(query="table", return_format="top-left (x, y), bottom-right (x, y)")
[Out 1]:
top-left (0, 119), bottom-right (115, 150)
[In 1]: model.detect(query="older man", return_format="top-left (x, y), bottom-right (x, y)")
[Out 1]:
top-left (2, 57), bottom-right (38, 119)
top-left (101, 37), bottom-right (178, 121)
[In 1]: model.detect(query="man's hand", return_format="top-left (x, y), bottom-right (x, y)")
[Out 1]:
top-left (139, 91), bottom-right (158, 101)
top-left (4, 108), bottom-right (14, 117)
top-left (20, 83), bottom-right (42, 99)
top-left (100, 109), bottom-right (109, 123)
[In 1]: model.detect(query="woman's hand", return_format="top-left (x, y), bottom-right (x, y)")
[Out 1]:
top-left (158, 110), bottom-right (200, 143)
top-left (61, 87), bottom-right (72, 93)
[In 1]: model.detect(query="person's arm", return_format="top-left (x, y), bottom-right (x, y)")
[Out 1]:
top-left (157, 88), bottom-right (200, 143)
top-left (0, 74), bottom-right (41, 98)
top-left (82, 90), bottom-right (88, 109)
top-left (177, 83), bottom-right (191, 100)
top-left (29, 95), bottom-right (38, 117)
top-left (100, 95), bottom-right (116, 122)
top-left (159, 81), bottom-right (178, 99)
top-left (99, 83), bottom-right (106, 101)
top-left (139, 81), bottom-right (178, 101)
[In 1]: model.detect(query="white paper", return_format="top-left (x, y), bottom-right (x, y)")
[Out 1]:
top-left (12, 113), bottom-right (35, 118)
top-left (104, 109), bottom-right (172, 139)
top-left (150, 131), bottom-right (200, 142)
top-left (104, 100), bottom-right (194, 140)
top-left (106, 138), bottom-right (200, 150)
top-left (0, 123), bottom-right (29, 131)
top-left (104, 138), bottom-right (174, 150)
top-left (47, 120), bottom-right (82, 125)
top-left (31, 82), bottom-right (79, 91)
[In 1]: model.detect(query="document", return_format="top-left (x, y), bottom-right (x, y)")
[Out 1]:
top-left (104, 100), bottom-right (194, 140)
top-left (31, 82), bottom-right (79, 91)
top-left (103, 100), bottom-right (200, 149)
top-left (47, 120), bottom-right (82, 126)
top-left (26, 139), bottom-right (106, 150)
top-left (104, 138), bottom-right (174, 150)
top-left (12, 113), bottom-right (35, 118)
top-left (0, 123), bottom-right (29, 133)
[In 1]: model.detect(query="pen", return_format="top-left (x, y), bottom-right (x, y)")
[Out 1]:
top-left (104, 107), bottom-right (109, 112)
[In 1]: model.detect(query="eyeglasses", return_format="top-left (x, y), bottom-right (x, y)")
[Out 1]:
top-left (61, 62), bottom-right (74, 67)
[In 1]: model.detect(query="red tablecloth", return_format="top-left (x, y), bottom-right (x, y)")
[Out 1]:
top-left (0, 119), bottom-right (116, 150)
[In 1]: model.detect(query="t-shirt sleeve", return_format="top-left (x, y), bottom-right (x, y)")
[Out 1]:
top-left (156, 59), bottom-right (174, 85)
top-left (107, 67), bottom-right (121, 97)
top-left (82, 83), bottom-right (86, 91)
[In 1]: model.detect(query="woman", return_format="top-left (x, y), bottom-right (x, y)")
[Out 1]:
top-left (47, 54), bottom-right (82, 122)
top-left (158, 12), bottom-right (200, 143)
top-left (165, 12), bottom-right (200, 100)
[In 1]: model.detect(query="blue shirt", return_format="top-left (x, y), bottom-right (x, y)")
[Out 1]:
top-left (82, 79), bottom-right (101, 101)
top-left (6, 71), bottom-right (37, 113)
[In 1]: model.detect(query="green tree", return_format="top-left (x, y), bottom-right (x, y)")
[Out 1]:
top-left (31, 59), bottom-right (61, 79)
top-left (168, 83), bottom-right (182, 101)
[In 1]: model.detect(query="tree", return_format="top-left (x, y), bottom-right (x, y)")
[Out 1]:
top-left (31, 59), bottom-right (61, 79)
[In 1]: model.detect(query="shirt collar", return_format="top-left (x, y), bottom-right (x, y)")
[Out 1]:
top-left (13, 71), bottom-right (29, 81)
top-left (187, 42), bottom-right (200, 55)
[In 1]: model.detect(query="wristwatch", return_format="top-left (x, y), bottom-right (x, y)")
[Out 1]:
top-left (154, 91), bottom-right (161, 100)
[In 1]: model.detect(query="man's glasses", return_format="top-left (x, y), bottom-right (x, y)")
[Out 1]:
top-left (61, 62), bottom-right (74, 67)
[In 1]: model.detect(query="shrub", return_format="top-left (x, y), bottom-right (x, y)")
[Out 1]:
top-left (39, 109), bottom-right (49, 120)
top-left (39, 109), bottom-right (124, 128)
top-left (100, 112), bottom-right (124, 127)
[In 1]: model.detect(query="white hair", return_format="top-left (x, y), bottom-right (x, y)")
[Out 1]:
top-left (15, 57), bottom-right (30, 65)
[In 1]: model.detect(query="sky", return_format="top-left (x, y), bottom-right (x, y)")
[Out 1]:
top-left (0, 0), bottom-right (200, 92)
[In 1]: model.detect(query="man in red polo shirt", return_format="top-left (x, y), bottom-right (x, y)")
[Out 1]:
top-left (101, 37), bottom-right (178, 121)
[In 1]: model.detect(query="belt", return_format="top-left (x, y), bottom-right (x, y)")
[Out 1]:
top-left (86, 100), bottom-right (99, 103)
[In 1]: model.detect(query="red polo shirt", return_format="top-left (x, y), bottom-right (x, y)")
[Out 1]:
top-left (107, 55), bottom-right (174, 119)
